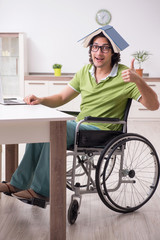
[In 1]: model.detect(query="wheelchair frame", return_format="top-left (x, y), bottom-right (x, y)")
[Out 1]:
top-left (66, 99), bottom-right (160, 224)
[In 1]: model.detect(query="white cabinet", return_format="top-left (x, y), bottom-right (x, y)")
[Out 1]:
top-left (48, 81), bottom-right (81, 111)
top-left (0, 33), bottom-right (27, 98)
top-left (48, 81), bottom-right (67, 95)
top-left (25, 78), bottom-right (160, 118)
top-left (25, 80), bottom-right (48, 97)
top-left (128, 81), bottom-right (160, 119)
top-left (25, 79), bottom-right (81, 112)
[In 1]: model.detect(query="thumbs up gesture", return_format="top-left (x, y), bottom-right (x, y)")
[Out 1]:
top-left (122, 58), bottom-right (140, 83)
top-left (130, 58), bottom-right (135, 70)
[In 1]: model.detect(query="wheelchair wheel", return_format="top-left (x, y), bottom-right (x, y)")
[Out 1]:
top-left (68, 199), bottom-right (79, 224)
top-left (96, 133), bottom-right (160, 213)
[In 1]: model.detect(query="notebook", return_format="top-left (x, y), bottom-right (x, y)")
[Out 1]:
top-left (0, 78), bottom-right (26, 105)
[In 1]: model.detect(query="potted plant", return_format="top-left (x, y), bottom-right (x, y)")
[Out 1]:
top-left (52, 63), bottom-right (62, 76)
top-left (131, 50), bottom-right (151, 76)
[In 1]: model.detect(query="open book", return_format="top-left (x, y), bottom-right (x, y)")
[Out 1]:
top-left (78, 25), bottom-right (129, 53)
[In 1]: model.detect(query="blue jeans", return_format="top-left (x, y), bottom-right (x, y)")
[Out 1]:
top-left (10, 120), bottom-right (99, 197)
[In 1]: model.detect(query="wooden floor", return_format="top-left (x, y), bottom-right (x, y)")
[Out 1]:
top-left (0, 120), bottom-right (160, 240)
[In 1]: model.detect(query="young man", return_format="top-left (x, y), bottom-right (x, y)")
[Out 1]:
top-left (0, 29), bottom-right (159, 202)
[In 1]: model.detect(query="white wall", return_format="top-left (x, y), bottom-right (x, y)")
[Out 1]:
top-left (0, 0), bottom-right (160, 76)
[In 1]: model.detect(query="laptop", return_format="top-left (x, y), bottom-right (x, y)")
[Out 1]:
top-left (0, 78), bottom-right (26, 105)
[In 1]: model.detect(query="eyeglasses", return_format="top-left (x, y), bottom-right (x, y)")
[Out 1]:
top-left (91, 44), bottom-right (111, 53)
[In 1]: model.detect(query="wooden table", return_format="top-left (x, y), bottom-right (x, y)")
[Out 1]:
top-left (0, 104), bottom-right (75, 240)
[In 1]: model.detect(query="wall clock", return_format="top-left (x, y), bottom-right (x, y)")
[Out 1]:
top-left (96, 9), bottom-right (112, 26)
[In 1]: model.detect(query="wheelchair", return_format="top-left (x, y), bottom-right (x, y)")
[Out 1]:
top-left (66, 99), bottom-right (160, 224)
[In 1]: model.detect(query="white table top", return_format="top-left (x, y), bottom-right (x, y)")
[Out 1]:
top-left (0, 104), bottom-right (75, 122)
top-left (0, 104), bottom-right (75, 144)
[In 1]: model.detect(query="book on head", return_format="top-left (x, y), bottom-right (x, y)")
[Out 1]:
top-left (78, 25), bottom-right (129, 53)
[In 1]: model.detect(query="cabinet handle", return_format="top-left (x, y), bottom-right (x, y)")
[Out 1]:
top-left (138, 108), bottom-right (149, 111)
top-left (52, 83), bottom-right (67, 85)
top-left (148, 84), bottom-right (156, 87)
top-left (28, 83), bottom-right (45, 85)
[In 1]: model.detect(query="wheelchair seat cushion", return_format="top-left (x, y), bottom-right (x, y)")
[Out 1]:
top-left (77, 130), bottom-right (123, 148)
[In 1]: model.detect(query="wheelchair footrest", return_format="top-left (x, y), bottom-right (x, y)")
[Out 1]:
top-left (19, 197), bottom-right (47, 208)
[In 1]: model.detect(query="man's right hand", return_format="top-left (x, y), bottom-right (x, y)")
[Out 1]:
top-left (24, 95), bottom-right (42, 105)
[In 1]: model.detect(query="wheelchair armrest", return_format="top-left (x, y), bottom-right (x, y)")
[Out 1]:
top-left (84, 116), bottom-right (120, 122)
top-left (74, 116), bottom-right (127, 149)
top-left (59, 110), bottom-right (80, 117)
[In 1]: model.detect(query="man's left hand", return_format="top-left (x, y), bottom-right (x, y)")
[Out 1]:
top-left (122, 58), bottom-right (141, 83)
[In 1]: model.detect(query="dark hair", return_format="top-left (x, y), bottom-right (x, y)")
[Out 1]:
top-left (88, 32), bottom-right (121, 67)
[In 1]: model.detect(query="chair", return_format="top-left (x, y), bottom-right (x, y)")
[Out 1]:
top-left (66, 99), bottom-right (160, 224)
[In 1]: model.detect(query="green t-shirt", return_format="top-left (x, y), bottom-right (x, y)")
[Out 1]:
top-left (69, 64), bottom-right (141, 131)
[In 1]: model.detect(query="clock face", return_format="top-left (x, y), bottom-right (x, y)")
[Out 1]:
top-left (96, 9), bottom-right (112, 26)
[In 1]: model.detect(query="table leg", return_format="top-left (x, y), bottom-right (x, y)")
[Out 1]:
top-left (5, 144), bottom-right (18, 182)
top-left (0, 145), bottom-right (1, 199)
top-left (50, 121), bottom-right (66, 240)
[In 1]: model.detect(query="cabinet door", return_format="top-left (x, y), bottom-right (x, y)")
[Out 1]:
top-left (48, 81), bottom-right (81, 111)
top-left (25, 80), bottom-right (48, 97)
top-left (128, 82), bottom-right (160, 119)
top-left (148, 82), bottom-right (160, 101)
top-left (129, 102), bottom-right (160, 119)
top-left (0, 33), bottom-right (25, 98)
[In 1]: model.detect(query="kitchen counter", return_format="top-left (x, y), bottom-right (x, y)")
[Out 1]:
top-left (24, 74), bottom-right (160, 82)
top-left (24, 74), bottom-right (75, 81)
